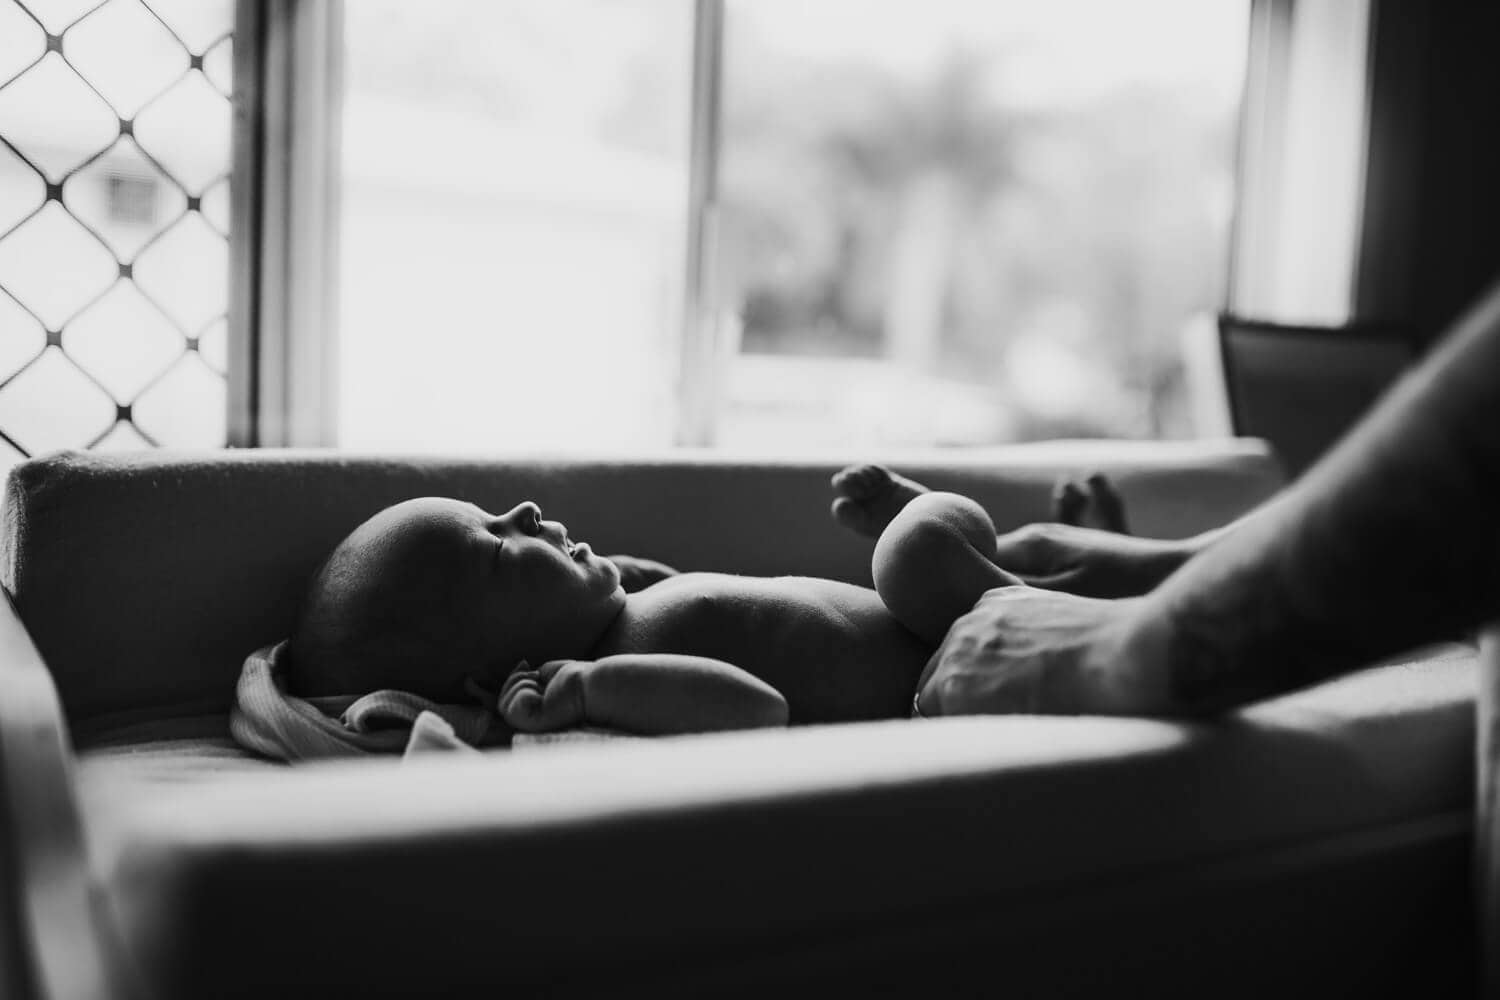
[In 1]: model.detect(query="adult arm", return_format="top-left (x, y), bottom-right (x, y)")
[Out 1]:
top-left (993, 470), bottom-right (1252, 598)
top-left (993, 518), bottom-right (1241, 598)
top-left (920, 281), bottom-right (1500, 717)
top-left (500, 655), bottom-right (789, 733)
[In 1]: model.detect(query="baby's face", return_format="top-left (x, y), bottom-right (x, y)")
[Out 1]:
top-left (353, 497), bottom-right (624, 681)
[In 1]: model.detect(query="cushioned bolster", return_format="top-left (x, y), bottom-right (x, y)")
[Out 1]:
top-left (2, 443), bottom-right (1281, 723)
top-left (87, 656), bottom-right (1471, 997)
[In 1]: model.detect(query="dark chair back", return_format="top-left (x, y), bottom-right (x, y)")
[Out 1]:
top-left (1218, 314), bottom-right (1419, 477)
top-left (1482, 627), bottom-right (1500, 997)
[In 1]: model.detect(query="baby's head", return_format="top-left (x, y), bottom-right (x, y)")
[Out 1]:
top-left (289, 497), bottom-right (624, 700)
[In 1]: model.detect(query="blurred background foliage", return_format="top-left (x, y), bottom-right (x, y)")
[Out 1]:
top-left (338, 0), bottom-right (1242, 449)
top-left (721, 21), bottom-right (1237, 441)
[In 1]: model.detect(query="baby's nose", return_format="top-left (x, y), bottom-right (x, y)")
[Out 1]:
top-left (492, 501), bottom-right (543, 535)
top-left (499, 501), bottom-right (540, 524)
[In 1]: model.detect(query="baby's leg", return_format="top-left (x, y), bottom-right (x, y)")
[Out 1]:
top-left (872, 492), bottom-right (1024, 645)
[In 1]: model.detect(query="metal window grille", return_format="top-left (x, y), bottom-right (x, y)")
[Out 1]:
top-left (0, 0), bottom-right (235, 461)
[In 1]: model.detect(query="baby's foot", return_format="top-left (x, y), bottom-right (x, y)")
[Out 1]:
top-left (1053, 478), bottom-right (1089, 526)
top-left (1052, 472), bottom-right (1130, 534)
top-left (1083, 472), bottom-right (1129, 534)
top-left (831, 464), bottom-right (930, 538)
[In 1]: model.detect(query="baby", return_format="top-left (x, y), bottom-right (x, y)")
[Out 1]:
top-left (288, 466), bottom-right (1049, 738)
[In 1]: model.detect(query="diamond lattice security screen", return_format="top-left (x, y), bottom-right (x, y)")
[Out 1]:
top-left (0, 0), bottom-right (234, 466)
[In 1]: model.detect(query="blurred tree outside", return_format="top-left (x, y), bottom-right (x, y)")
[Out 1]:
top-left (344, 0), bottom-right (684, 159)
top-left (719, 3), bottom-right (1242, 444)
top-left (332, 0), bottom-right (1243, 451)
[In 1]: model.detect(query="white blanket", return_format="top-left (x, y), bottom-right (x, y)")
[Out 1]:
top-left (229, 642), bottom-right (640, 761)
top-left (229, 642), bottom-right (501, 761)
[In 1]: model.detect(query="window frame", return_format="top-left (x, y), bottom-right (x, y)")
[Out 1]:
top-left (234, 0), bottom-right (729, 450)
top-left (229, 0), bottom-right (343, 448)
top-left (676, 0), bottom-right (726, 446)
top-left (1228, 0), bottom-right (1374, 326)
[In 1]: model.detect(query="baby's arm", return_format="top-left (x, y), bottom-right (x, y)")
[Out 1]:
top-left (500, 655), bottom-right (788, 735)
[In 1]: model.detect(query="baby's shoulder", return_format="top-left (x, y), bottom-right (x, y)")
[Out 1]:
top-left (638, 570), bottom-right (859, 602)
top-left (627, 571), bottom-right (882, 630)
top-left (594, 573), bottom-right (735, 656)
top-left (627, 571), bottom-right (775, 615)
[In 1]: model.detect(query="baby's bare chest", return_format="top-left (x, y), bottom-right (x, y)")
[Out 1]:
top-left (593, 574), bottom-right (931, 720)
top-left (599, 573), bottom-right (886, 654)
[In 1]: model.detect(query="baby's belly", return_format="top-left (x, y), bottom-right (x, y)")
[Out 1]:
top-left (606, 576), bottom-right (931, 724)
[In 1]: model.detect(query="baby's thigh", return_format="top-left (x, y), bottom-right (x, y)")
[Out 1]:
top-left (871, 493), bottom-right (1014, 644)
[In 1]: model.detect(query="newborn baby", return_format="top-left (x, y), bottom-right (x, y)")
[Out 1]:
top-left (288, 468), bottom-right (1031, 738)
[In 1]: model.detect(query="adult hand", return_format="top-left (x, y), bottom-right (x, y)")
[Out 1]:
top-left (913, 587), bottom-right (1170, 717)
top-left (994, 522), bottom-right (1190, 598)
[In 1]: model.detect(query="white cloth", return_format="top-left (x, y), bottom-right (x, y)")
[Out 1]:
top-left (229, 642), bottom-right (501, 761)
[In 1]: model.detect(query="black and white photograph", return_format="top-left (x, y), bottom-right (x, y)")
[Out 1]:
top-left (0, 1), bottom-right (1496, 996)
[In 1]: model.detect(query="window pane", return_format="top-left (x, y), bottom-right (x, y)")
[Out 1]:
top-left (0, 0), bottom-right (234, 472)
top-left (338, 0), bottom-right (692, 452)
top-left (717, 0), bottom-right (1247, 447)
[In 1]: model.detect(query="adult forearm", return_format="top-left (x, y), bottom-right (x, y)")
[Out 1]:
top-left (1180, 514), bottom-right (1252, 558)
top-left (1136, 283), bottom-right (1500, 713)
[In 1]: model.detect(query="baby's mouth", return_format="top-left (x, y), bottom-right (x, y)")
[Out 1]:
top-left (557, 527), bottom-right (588, 559)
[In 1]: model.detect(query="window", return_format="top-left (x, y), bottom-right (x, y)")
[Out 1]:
top-left (337, 0), bottom-right (692, 452)
top-left (0, 0), bottom-right (234, 467)
top-left (712, 0), bottom-right (1248, 447)
top-left (0, 1), bottom-right (1251, 463)
top-left (335, 0), bottom-right (1247, 451)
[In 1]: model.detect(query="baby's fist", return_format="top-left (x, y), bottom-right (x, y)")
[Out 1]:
top-left (499, 659), bottom-right (589, 732)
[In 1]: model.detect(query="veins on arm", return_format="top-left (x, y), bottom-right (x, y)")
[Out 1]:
top-left (1146, 287), bottom-right (1500, 714)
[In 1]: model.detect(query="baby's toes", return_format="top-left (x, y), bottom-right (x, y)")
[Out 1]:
top-left (1053, 478), bottom-right (1088, 525)
top-left (857, 465), bottom-right (895, 494)
top-left (831, 496), bottom-right (878, 537)
top-left (832, 463), bottom-right (893, 500)
top-left (830, 464), bottom-right (867, 495)
top-left (1084, 472), bottom-right (1130, 534)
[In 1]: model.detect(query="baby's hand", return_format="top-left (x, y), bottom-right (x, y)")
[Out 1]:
top-left (499, 659), bottom-right (589, 732)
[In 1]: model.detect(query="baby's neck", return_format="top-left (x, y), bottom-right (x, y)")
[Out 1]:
top-left (587, 591), bottom-right (641, 659)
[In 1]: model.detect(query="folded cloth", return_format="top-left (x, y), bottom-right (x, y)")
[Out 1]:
top-left (403, 711), bottom-right (484, 759)
top-left (230, 642), bottom-right (504, 761)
